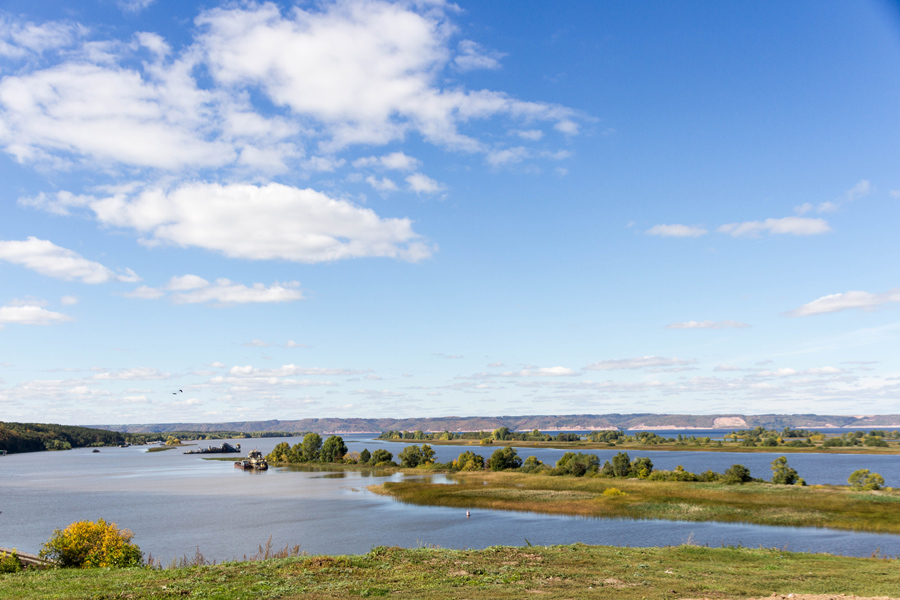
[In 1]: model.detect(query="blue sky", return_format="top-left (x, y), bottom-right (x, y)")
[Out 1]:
top-left (1, 0), bottom-right (899, 425)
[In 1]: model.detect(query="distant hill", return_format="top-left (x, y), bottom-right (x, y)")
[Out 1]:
top-left (91, 414), bottom-right (900, 435)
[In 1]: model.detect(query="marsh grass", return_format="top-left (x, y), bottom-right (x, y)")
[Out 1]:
top-left (2, 544), bottom-right (899, 599)
top-left (374, 471), bottom-right (900, 533)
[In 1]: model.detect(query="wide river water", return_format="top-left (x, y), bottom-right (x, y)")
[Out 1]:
top-left (3, 435), bottom-right (900, 562)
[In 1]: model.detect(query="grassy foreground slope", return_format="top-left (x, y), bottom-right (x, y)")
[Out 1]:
top-left (375, 471), bottom-right (900, 534)
top-left (2, 545), bottom-right (899, 600)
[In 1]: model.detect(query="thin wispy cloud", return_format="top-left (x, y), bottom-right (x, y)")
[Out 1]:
top-left (789, 288), bottom-right (900, 317)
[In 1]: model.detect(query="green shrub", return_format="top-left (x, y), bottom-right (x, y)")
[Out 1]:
top-left (0, 550), bottom-right (22, 573)
top-left (848, 469), bottom-right (885, 491)
top-left (602, 487), bottom-right (625, 496)
top-left (39, 519), bottom-right (142, 568)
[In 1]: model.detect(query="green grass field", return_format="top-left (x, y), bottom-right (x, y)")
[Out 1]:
top-left (1, 544), bottom-right (898, 599)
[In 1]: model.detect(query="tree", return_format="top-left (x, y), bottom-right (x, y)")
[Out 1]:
top-left (267, 441), bottom-right (293, 463)
top-left (770, 456), bottom-right (799, 485)
top-left (454, 450), bottom-right (485, 471)
top-left (398, 445), bottom-right (424, 467)
top-left (359, 448), bottom-right (371, 464)
top-left (300, 433), bottom-right (322, 462)
top-left (489, 446), bottom-right (522, 471)
top-left (369, 448), bottom-right (393, 465)
top-left (40, 519), bottom-right (142, 568)
top-left (492, 427), bottom-right (511, 441)
top-left (321, 435), bottom-right (347, 463)
top-left (630, 456), bottom-right (653, 478)
top-left (521, 455), bottom-right (544, 473)
top-left (420, 444), bottom-right (436, 464)
top-left (611, 452), bottom-right (631, 477)
top-left (848, 469), bottom-right (885, 491)
top-left (722, 464), bottom-right (752, 484)
top-left (555, 452), bottom-right (599, 476)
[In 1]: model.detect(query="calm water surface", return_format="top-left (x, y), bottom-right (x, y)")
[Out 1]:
top-left (3, 435), bottom-right (900, 562)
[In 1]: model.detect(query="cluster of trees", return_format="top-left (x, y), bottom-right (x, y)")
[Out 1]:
top-left (587, 430), bottom-right (716, 446)
top-left (0, 422), bottom-right (126, 454)
top-left (823, 431), bottom-right (897, 448)
top-left (266, 433), bottom-right (349, 464)
top-left (265, 436), bottom-right (889, 492)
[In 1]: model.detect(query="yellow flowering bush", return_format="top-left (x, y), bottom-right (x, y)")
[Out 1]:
top-left (39, 519), bottom-right (142, 568)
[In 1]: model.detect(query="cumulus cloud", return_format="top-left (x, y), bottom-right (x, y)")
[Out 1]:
top-left (406, 173), bottom-right (445, 194)
top-left (195, 1), bottom-right (577, 153)
top-left (0, 237), bottom-right (139, 283)
top-left (0, 302), bottom-right (72, 327)
top-left (0, 2), bottom-right (579, 176)
top-left (797, 180), bottom-right (872, 214)
top-left (584, 356), bottom-right (696, 371)
top-left (646, 224), bottom-right (707, 238)
top-left (666, 320), bottom-right (750, 330)
top-left (366, 175), bottom-right (399, 192)
top-left (789, 288), bottom-right (900, 317)
top-left (717, 216), bottom-right (831, 237)
top-left (34, 182), bottom-right (433, 263)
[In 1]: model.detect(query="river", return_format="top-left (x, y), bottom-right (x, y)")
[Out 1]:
top-left (2, 435), bottom-right (899, 562)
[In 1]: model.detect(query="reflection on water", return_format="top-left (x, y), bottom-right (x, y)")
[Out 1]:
top-left (2, 435), bottom-right (900, 563)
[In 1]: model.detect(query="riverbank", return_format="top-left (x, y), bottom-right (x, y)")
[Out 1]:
top-left (1, 544), bottom-right (898, 600)
top-left (373, 471), bottom-right (900, 534)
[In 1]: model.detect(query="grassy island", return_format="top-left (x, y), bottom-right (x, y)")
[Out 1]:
top-left (373, 470), bottom-right (900, 534)
top-left (2, 544), bottom-right (899, 600)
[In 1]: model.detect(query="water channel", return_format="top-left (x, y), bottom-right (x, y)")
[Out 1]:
top-left (2, 434), bottom-right (899, 562)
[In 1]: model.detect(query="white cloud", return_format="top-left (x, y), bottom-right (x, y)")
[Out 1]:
top-left (0, 237), bottom-right (139, 283)
top-left (168, 277), bottom-right (304, 305)
top-left (500, 366), bottom-right (579, 377)
top-left (118, 0), bottom-right (156, 13)
top-left (1, 3), bottom-right (579, 176)
top-left (406, 173), bottom-right (445, 195)
top-left (228, 364), bottom-right (366, 377)
top-left (512, 129), bottom-right (543, 141)
top-left (890, 190), bottom-right (900, 199)
top-left (486, 146), bottom-right (529, 167)
top-left (42, 182), bottom-right (432, 263)
top-left (195, 1), bottom-right (577, 152)
top-left (454, 40), bottom-right (505, 72)
top-left (717, 216), bottom-right (831, 237)
top-left (0, 15), bottom-right (84, 59)
top-left (584, 356), bottom-right (696, 371)
top-left (646, 224), bottom-right (707, 238)
top-left (665, 320), bottom-right (750, 330)
top-left (91, 367), bottom-right (169, 380)
top-left (0, 303), bottom-right (72, 327)
top-left (366, 175), bottom-right (399, 192)
top-left (795, 180), bottom-right (872, 215)
top-left (789, 288), bottom-right (900, 317)
top-left (125, 275), bottom-right (304, 305)
top-left (60, 295), bottom-right (78, 306)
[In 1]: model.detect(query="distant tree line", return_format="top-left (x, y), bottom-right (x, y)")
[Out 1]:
top-left (0, 422), bottom-right (126, 454)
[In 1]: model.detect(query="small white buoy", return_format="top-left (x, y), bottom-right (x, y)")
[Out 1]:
top-left (466, 510), bottom-right (470, 518)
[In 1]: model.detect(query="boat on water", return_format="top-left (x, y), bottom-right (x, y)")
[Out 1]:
top-left (234, 449), bottom-right (268, 470)
top-left (92, 449), bottom-right (100, 453)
